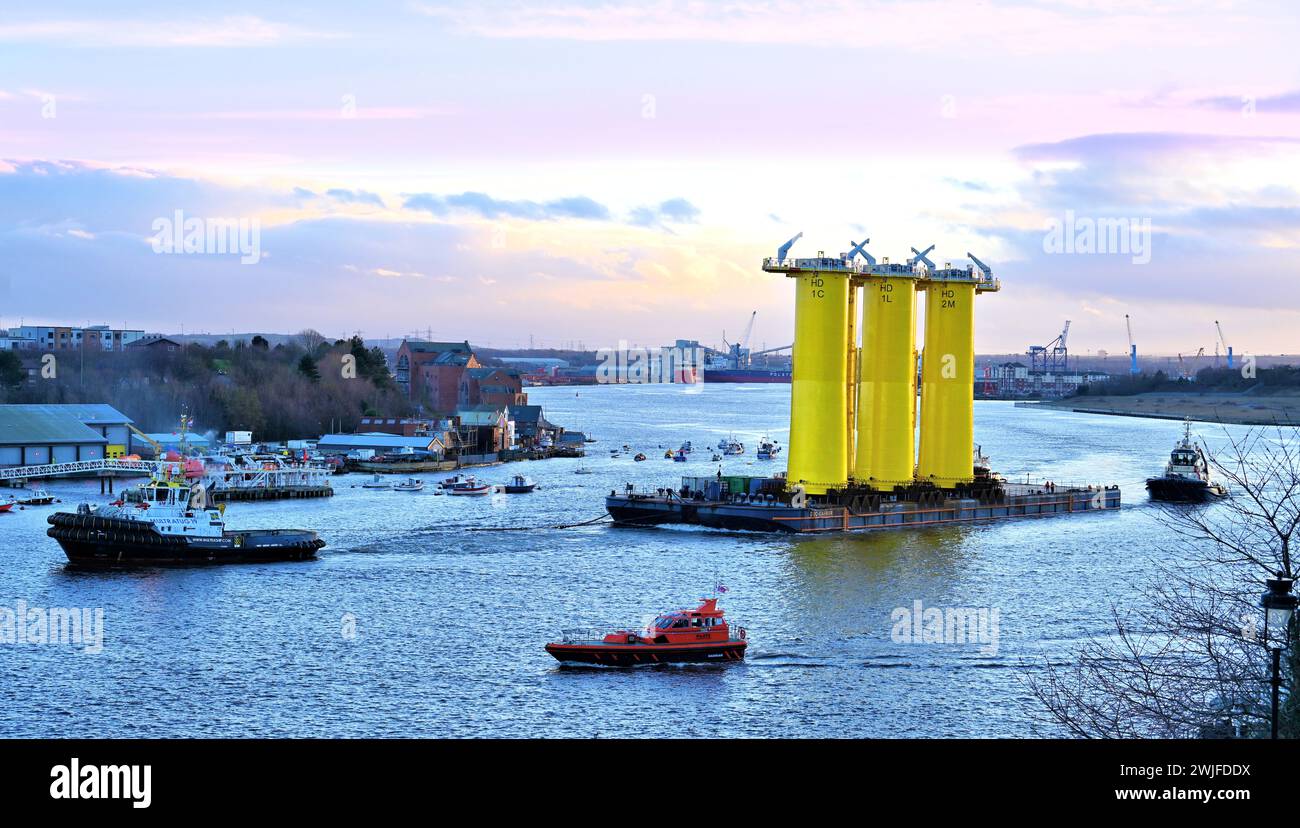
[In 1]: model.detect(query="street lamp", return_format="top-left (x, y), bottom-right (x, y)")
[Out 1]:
top-left (1260, 572), bottom-right (1297, 739)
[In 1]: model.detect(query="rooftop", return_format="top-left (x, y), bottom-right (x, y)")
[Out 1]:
top-left (0, 404), bottom-right (132, 446)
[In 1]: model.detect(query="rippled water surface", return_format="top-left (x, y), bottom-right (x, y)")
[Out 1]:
top-left (0, 385), bottom-right (1238, 737)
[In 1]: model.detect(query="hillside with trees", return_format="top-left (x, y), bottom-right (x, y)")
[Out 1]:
top-left (0, 331), bottom-right (410, 441)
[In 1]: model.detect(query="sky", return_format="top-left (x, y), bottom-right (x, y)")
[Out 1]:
top-left (1, 0), bottom-right (1299, 357)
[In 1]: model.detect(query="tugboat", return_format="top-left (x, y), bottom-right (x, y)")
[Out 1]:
top-left (46, 476), bottom-right (324, 566)
top-left (1146, 421), bottom-right (1229, 503)
top-left (545, 596), bottom-right (747, 666)
top-left (503, 474), bottom-right (537, 493)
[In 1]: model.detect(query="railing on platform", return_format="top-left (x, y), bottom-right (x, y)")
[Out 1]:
top-left (0, 458), bottom-right (167, 482)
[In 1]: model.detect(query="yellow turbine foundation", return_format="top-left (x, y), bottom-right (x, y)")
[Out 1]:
top-left (917, 280), bottom-right (976, 486)
top-left (855, 276), bottom-right (919, 488)
top-left (787, 270), bottom-right (851, 494)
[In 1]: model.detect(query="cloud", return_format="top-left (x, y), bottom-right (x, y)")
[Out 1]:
top-left (326, 188), bottom-right (386, 208)
top-left (402, 191), bottom-right (611, 221)
top-left (629, 198), bottom-right (700, 228)
top-left (1195, 90), bottom-right (1300, 113)
top-left (0, 16), bottom-right (340, 47)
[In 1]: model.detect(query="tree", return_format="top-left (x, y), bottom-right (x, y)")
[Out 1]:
top-left (0, 350), bottom-right (25, 390)
top-left (1026, 427), bottom-right (1299, 738)
top-left (297, 354), bottom-right (321, 382)
top-left (251, 335), bottom-right (270, 350)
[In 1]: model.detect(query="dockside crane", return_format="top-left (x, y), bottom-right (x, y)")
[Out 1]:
top-left (1028, 320), bottom-right (1071, 373)
top-left (1216, 320), bottom-right (1234, 369)
top-left (1126, 314), bottom-right (1139, 375)
top-left (722, 310), bottom-right (758, 368)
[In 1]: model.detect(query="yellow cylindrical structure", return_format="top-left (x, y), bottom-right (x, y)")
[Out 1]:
top-left (787, 270), bottom-right (850, 494)
top-left (917, 279), bottom-right (976, 486)
top-left (855, 276), bottom-right (919, 488)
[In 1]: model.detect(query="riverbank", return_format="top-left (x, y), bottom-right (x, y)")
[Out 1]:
top-left (1029, 391), bottom-right (1300, 425)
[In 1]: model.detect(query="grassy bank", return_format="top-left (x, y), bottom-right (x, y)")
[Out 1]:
top-left (1036, 392), bottom-right (1300, 425)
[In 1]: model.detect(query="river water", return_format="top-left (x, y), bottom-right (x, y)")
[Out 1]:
top-left (0, 384), bottom-right (1228, 737)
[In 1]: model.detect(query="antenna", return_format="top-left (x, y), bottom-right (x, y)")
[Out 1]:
top-left (776, 232), bottom-right (803, 264)
top-left (908, 244), bottom-right (936, 270)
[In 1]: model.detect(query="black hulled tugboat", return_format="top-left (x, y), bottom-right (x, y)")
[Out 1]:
top-left (1146, 421), bottom-right (1228, 503)
top-left (545, 596), bottom-right (747, 666)
top-left (47, 474), bottom-right (325, 566)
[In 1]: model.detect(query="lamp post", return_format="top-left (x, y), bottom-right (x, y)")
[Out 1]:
top-left (1260, 572), bottom-right (1297, 740)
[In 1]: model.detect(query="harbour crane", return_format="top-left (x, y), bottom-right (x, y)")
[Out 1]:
top-left (1126, 314), bottom-right (1139, 375)
top-left (722, 311), bottom-right (758, 369)
top-left (1028, 320), bottom-right (1071, 373)
top-left (1215, 320), bottom-right (1234, 369)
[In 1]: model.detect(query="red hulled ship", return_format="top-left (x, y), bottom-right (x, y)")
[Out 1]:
top-left (545, 597), bottom-right (746, 666)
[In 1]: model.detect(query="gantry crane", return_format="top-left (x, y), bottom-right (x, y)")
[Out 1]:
top-left (1028, 320), bottom-right (1070, 373)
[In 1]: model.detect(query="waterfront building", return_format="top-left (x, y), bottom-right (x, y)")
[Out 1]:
top-left (454, 405), bottom-right (512, 455)
top-left (394, 340), bottom-right (480, 412)
top-left (459, 367), bottom-right (528, 408)
top-left (506, 404), bottom-right (558, 448)
top-left (0, 403), bottom-right (133, 466)
top-left (316, 433), bottom-right (447, 457)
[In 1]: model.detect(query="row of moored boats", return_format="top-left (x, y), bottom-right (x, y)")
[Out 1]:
top-left (360, 473), bottom-right (538, 496)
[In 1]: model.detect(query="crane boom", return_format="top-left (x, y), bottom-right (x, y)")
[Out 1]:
top-left (1215, 320), bottom-right (1234, 368)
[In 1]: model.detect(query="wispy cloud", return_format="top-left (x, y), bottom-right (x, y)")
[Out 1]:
top-left (0, 16), bottom-right (341, 47)
top-left (403, 191), bottom-right (612, 221)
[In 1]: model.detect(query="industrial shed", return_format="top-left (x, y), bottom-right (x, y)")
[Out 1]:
top-left (0, 404), bottom-right (133, 467)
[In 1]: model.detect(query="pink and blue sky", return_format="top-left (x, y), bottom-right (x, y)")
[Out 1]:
top-left (2, 1), bottom-right (1299, 355)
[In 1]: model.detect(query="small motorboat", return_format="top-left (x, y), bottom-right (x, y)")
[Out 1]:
top-left (680, 441), bottom-right (693, 453)
top-left (574, 464), bottom-right (594, 475)
top-left (672, 448), bottom-right (688, 462)
top-left (711, 453), bottom-right (722, 462)
top-left (361, 474), bottom-right (392, 490)
top-left (633, 453), bottom-right (647, 462)
top-left (393, 478), bottom-right (425, 492)
top-left (663, 450), bottom-right (674, 459)
top-left (503, 474), bottom-right (537, 493)
top-left (16, 489), bottom-right (57, 506)
top-left (1146, 421), bottom-right (1228, 502)
top-left (0, 497), bottom-right (15, 514)
top-left (448, 477), bottom-right (492, 496)
top-left (438, 474), bottom-right (467, 489)
top-left (546, 596), bottom-right (747, 666)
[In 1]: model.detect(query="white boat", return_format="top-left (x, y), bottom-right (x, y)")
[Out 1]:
top-left (361, 474), bottom-right (392, 490)
top-left (393, 478), bottom-right (425, 492)
top-left (16, 488), bottom-right (56, 506)
top-left (757, 438), bottom-right (781, 460)
top-left (574, 464), bottom-right (594, 475)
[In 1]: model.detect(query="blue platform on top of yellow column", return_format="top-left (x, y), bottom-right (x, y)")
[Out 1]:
top-left (604, 236), bottom-right (1121, 533)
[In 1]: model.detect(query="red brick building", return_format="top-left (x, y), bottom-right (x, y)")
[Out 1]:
top-left (394, 340), bottom-right (480, 414)
top-left (459, 367), bottom-right (528, 408)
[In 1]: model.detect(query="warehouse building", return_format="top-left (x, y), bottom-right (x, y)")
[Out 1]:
top-left (316, 433), bottom-right (447, 457)
top-left (0, 404), bottom-right (133, 466)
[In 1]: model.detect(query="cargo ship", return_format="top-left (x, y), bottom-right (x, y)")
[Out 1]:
top-left (605, 236), bottom-right (1122, 533)
top-left (703, 367), bottom-right (791, 384)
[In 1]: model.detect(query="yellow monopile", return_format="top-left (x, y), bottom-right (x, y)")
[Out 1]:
top-left (787, 270), bottom-right (851, 494)
top-left (917, 279), bottom-right (976, 486)
top-left (855, 275), bottom-right (919, 488)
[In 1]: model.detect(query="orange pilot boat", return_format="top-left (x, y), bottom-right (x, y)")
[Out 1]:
top-left (545, 596), bottom-right (746, 666)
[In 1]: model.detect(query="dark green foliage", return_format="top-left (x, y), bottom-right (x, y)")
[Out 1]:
top-left (0, 340), bottom-right (408, 440)
top-left (0, 350), bottom-right (24, 390)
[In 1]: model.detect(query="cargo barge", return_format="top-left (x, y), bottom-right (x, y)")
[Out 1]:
top-left (607, 471), bottom-right (1120, 534)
